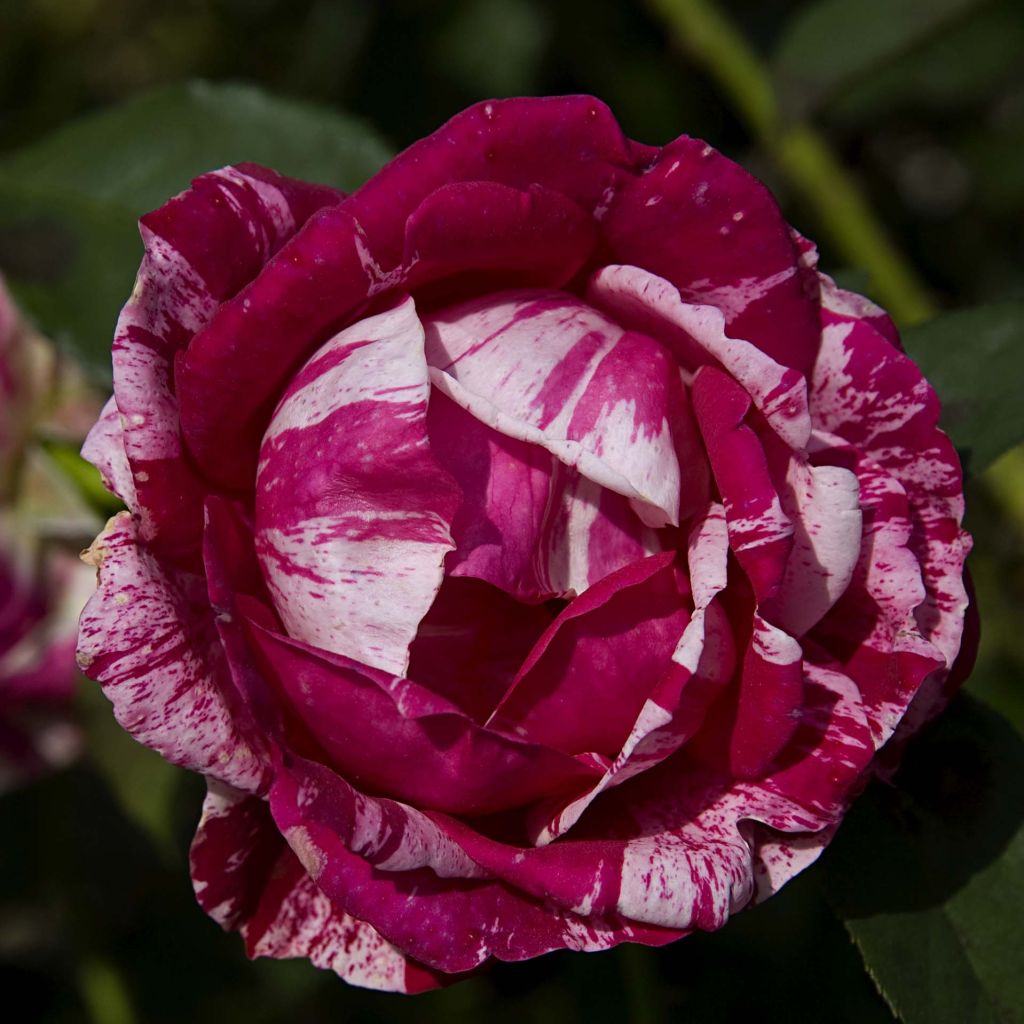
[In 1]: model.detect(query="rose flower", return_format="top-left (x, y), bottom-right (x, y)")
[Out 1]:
top-left (77, 97), bottom-right (972, 992)
top-left (1, 275), bottom-right (98, 790)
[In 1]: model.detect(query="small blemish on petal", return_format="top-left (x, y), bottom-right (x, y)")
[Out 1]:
top-left (288, 825), bottom-right (326, 881)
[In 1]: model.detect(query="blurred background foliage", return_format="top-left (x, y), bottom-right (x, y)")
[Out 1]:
top-left (0, 1), bottom-right (1022, 1021)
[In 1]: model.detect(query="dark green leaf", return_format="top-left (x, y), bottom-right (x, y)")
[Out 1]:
top-left (827, 0), bottom-right (1024, 125)
top-left (772, 0), bottom-right (986, 117)
top-left (0, 80), bottom-right (392, 381)
top-left (822, 696), bottom-right (1024, 1023)
top-left (901, 303), bottom-right (1024, 473)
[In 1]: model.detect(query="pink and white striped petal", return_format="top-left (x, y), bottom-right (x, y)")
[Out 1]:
top-left (115, 166), bottom-right (340, 558)
top-left (424, 290), bottom-right (686, 528)
top-left (529, 505), bottom-right (736, 845)
top-left (576, 661), bottom-right (875, 910)
top-left (587, 264), bottom-right (811, 451)
top-left (81, 396), bottom-right (136, 509)
top-left (600, 136), bottom-right (821, 376)
top-left (270, 755), bottom-right (683, 975)
top-left (76, 513), bottom-right (266, 792)
top-left (760, 455), bottom-right (863, 639)
top-left (427, 393), bottom-right (668, 601)
top-left (811, 276), bottom-right (971, 707)
top-left (254, 296), bottom-right (460, 676)
top-left (191, 781), bottom-right (441, 993)
top-left (693, 365), bottom-right (794, 603)
top-left (806, 433), bottom-right (947, 750)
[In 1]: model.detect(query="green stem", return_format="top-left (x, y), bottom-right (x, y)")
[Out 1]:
top-left (78, 956), bottom-right (136, 1024)
top-left (983, 445), bottom-right (1024, 537)
top-left (648, 0), bottom-right (937, 325)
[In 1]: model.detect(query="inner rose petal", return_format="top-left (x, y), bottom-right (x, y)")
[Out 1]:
top-left (254, 297), bottom-right (460, 676)
top-left (426, 391), bottom-right (670, 603)
top-left (422, 288), bottom-right (695, 529)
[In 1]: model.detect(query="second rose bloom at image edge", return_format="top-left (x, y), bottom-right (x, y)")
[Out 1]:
top-left (74, 95), bottom-right (972, 993)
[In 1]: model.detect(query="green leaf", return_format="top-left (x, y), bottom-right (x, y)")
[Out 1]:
top-left (772, 0), bottom-right (986, 117)
top-left (822, 696), bottom-right (1024, 1023)
top-left (901, 303), bottom-right (1024, 474)
top-left (0, 80), bottom-right (392, 382)
top-left (827, 1), bottom-right (1024, 126)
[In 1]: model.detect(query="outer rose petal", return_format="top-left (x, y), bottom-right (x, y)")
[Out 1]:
top-left (254, 296), bottom-right (460, 676)
top-left (190, 780), bottom-right (441, 993)
top-left (112, 165), bottom-right (342, 558)
top-left (810, 276), bottom-right (971, 701)
top-left (424, 289), bottom-right (687, 527)
top-left (76, 513), bottom-right (266, 792)
top-left (806, 433), bottom-right (946, 750)
top-left (81, 396), bottom-right (136, 508)
top-left (602, 136), bottom-right (821, 375)
top-left (404, 181), bottom-right (598, 295)
top-left (270, 754), bottom-right (683, 975)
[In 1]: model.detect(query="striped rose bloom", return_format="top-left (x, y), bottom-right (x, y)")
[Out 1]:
top-left (1, 276), bottom-right (95, 790)
top-left (77, 97), bottom-right (972, 992)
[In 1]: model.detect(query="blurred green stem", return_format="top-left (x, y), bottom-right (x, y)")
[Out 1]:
top-left (649, 0), bottom-right (937, 325)
top-left (982, 445), bottom-right (1024, 536)
top-left (78, 956), bottom-right (136, 1024)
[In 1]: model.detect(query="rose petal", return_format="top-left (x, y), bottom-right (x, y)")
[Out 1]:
top-left (245, 617), bottom-right (602, 816)
top-left (404, 181), bottom-right (598, 296)
top-left (425, 289), bottom-right (686, 527)
top-left (190, 780), bottom-right (440, 993)
top-left (728, 614), bottom-right (804, 780)
top-left (254, 296), bottom-right (460, 676)
top-left (806, 434), bottom-right (945, 749)
top-left (488, 552), bottom-right (691, 757)
top-left (602, 136), bottom-right (821, 375)
top-left (270, 755), bottom-right (681, 974)
top-left (81, 396), bottom-right (137, 509)
top-left (427, 392), bottom-right (668, 602)
top-left (176, 204), bottom-right (382, 493)
top-left (76, 512), bottom-right (265, 792)
top-left (756, 438), bottom-right (862, 638)
top-left (811, 276), bottom-right (971, 696)
top-left (407, 576), bottom-right (557, 721)
top-left (587, 264), bottom-right (811, 451)
top-left (692, 365), bottom-right (793, 602)
top-left (116, 166), bottom-right (340, 557)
